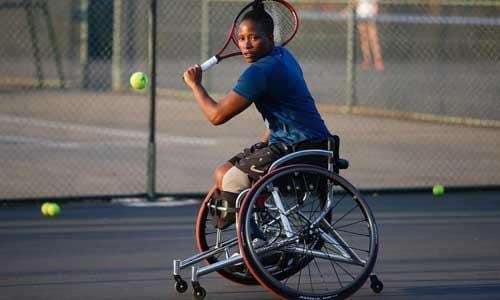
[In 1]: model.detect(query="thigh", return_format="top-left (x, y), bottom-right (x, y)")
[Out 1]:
top-left (233, 143), bottom-right (290, 181)
top-left (358, 22), bottom-right (369, 36)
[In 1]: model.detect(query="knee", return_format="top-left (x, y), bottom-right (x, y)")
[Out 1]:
top-left (221, 166), bottom-right (251, 194)
top-left (213, 163), bottom-right (232, 189)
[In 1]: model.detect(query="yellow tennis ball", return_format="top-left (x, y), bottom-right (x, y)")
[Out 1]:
top-left (41, 202), bottom-right (52, 216)
top-left (432, 184), bottom-right (445, 197)
top-left (46, 203), bottom-right (61, 217)
top-left (130, 72), bottom-right (148, 90)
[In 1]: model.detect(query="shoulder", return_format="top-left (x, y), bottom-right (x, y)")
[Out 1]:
top-left (263, 47), bottom-right (294, 62)
top-left (234, 60), bottom-right (271, 101)
top-left (248, 47), bottom-right (292, 73)
top-left (240, 50), bottom-right (279, 78)
top-left (254, 47), bottom-right (288, 67)
top-left (237, 47), bottom-right (296, 81)
top-left (239, 62), bottom-right (268, 81)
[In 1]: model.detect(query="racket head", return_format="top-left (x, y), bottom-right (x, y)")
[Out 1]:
top-left (217, 0), bottom-right (299, 60)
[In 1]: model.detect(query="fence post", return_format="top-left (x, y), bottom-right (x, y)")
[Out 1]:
top-left (346, 0), bottom-right (357, 111)
top-left (201, 0), bottom-right (211, 92)
top-left (147, 0), bottom-right (157, 201)
top-left (112, 0), bottom-right (123, 91)
top-left (24, 0), bottom-right (43, 88)
top-left (41, 0), bottom-right (65, 88)
top-left (80, 0), bottom-right (89, 89)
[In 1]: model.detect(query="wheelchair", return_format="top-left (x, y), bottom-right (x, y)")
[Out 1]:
top-left (173, 135), bottom-right (383, 299)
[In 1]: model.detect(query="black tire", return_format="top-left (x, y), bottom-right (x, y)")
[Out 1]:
top-left (175, 280), bottom-right (188, 293)
top-left (238, 164), bottom-right (379, 300)
top-left (193, 286), bottom-right (206, 300)
top-left (370, 274), bottom-right (384, 293)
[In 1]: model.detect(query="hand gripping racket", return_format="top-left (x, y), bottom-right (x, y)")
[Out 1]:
top-left (199, 0), bottom-right (299, 71)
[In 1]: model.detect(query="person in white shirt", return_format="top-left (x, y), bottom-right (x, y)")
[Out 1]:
top-left (356, 0), bottom-right (384, 70)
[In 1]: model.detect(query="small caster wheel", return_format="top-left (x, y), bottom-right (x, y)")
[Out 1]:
top-left (193, 286), bottom-right (206, 300)
top-left (370, 274), bottom-right (383, 293)
top-left (175, 280), bottom-right (188, 293)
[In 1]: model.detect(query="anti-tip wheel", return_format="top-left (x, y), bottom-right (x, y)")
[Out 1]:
top-left (193, 286), bottom-right (206, 300)
top-left (175, 280), bottom-right (188, 293)
top-left (370, 275), bottom-right (384, 293)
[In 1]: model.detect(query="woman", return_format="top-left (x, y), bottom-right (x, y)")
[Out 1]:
top-left (356, 0), bottom-right (385, 70)
top-left (183, 6), bottom-right (331, 230)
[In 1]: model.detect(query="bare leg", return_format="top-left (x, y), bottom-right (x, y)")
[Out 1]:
top-left (367, 22), bottom-right (384, 71)
top-left (213, 162), bottom-right (233, 190)
top-left (358, 22), bottom-right (372, 69)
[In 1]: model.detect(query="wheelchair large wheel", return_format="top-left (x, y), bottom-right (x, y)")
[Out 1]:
top-left (195, 186), bottom-right (257, 285)
top-left (237, 164), bottom-right (379, 300)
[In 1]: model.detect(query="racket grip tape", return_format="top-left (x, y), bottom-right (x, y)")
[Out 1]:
top-left (200, 56), bottom-right (219, 71)
top-left (181, 55), bottom-right (219, 83)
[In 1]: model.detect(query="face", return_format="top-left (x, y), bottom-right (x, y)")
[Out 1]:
top-left (237, 20), bottom-right (274, 63)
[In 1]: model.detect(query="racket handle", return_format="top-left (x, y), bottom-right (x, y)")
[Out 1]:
top-left (200, 56), bottom-right (219, 71)
top-left (182, 56), bottom-right (218, 83)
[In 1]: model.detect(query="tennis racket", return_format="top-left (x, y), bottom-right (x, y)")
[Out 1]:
top-left (198, 0), bottom-right (299, 71)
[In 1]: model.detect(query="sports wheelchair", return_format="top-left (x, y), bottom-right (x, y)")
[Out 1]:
top-left (173, 135), bottom-right (383, 299)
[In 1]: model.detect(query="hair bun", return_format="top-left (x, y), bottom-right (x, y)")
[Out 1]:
top-left (252, 0), bottom-right (265, 11)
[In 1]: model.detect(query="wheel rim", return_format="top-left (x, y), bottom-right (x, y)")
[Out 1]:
top-left (238, 165), bottom-right (379, 300)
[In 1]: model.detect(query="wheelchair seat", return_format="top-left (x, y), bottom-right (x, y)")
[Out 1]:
top-left (268, 134), bottom-right (349, 174)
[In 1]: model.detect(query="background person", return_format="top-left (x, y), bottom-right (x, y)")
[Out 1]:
top-left (356, 0), bottom-right (385, 70)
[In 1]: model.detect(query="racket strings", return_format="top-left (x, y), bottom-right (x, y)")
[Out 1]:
top-left (264, 1), bottom-right (296, 45)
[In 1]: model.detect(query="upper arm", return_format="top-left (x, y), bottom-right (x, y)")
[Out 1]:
top-left (210, 65), bottom-right (268, 125)
top-left (211, 91), bottom-right (252, 125)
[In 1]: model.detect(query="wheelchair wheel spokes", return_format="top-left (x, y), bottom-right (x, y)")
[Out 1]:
top-left (201, 211), bottom-right (236, 251)
top-left (195, 186), bottom-right (257, 285)
top-left (238, 165), bottom-right (379, 300)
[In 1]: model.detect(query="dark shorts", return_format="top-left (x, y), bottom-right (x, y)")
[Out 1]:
top-left (229, 139), bottom-right (330, 181)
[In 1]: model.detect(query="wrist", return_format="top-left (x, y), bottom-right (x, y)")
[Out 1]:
top-left (189, 82), bottom-right (202, 90)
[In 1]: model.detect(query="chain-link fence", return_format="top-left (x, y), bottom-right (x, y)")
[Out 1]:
top-left (0, 0), bottom-right (499, 200)
top-left (0, 0), bottom-right (150, 199)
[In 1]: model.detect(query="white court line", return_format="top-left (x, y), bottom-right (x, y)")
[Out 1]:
top-left (113, 198), bottom-right (200, 207)
top-left (0, 135), bottom-right (82, 149)
top-left (0, 114), bottom-right (216, 146)
top-left (0, 134), bottom-right (172, 149)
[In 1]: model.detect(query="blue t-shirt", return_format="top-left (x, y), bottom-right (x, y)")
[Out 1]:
top-left (233, 47), bottom-right (330, 145)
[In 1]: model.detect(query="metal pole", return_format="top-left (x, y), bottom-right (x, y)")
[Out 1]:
top-left (147, 0), bottom-right (157, 201)
top-left (24, 0), bottom-right (44, 88)
top-left (112, 0), bottom-right (123, 91)
top-left (346, 1), bottom-right (357, 111)
top-left (200, 0), bottom-right (211, 91)
top-left (41, 0), bottom-right (65, 88)
top-left (80, 0), bottom-right (89, 89)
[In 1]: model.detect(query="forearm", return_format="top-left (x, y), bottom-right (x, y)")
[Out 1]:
top-left (184, 64), bottom-right (251, 125)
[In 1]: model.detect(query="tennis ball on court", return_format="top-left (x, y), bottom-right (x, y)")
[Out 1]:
top-left (46, 203), bottom-right (61, 217)
top-left (130, 72), bottom-right (148, 90)
top-left (432, 184), bottom-right (445, 197)
top-left (41, 202), bottom-right (52, 216)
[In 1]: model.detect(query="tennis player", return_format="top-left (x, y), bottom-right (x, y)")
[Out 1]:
top-left (183, 7), bottom-right (331, 230)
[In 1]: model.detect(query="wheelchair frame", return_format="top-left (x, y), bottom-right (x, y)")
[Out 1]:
top-left (173, 136), bottom-right (383, 299)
